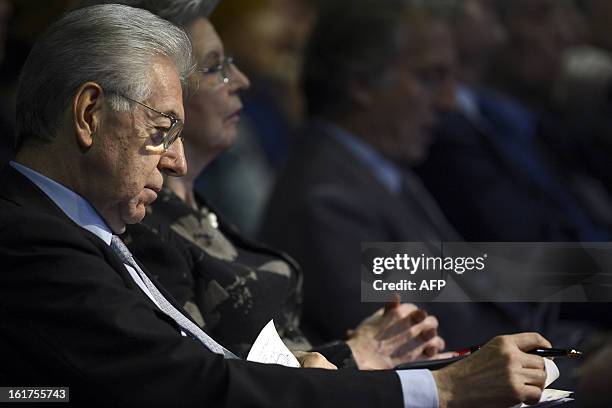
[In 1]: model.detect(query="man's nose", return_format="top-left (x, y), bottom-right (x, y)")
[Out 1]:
top-left (158, 138), bottom-right (187, 177)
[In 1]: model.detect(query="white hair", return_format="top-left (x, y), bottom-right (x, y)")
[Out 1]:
top-left (15, 3), bottom-right (194, 148)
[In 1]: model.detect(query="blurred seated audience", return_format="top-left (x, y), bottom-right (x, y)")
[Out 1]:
top-left (260, 1), bottom-right (578, 356)
top-left (416, 0), bottom-right (612, 242)
top-left (554, 0), bottom-right (612, 204)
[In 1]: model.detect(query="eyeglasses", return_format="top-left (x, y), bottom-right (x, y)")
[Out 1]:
top-left (199, 56), bottom-right (235, 85)
top-left (115, 94), bottom-right (184, 150)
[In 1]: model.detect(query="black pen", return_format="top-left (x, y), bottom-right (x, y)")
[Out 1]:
top-left (398, 346), bottom-right (476, 371)
top-left (465, 346), bottom-right (582, 358)
top-left (528, 348), bottom-right (582, 358)
top-left (396, 347), bottom-right (583, 371)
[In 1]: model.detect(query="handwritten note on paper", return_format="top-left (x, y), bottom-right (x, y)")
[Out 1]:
top-left (511, 358), bottom-right (573, 408)
top-left (246, 320), bottom-right (300, 368)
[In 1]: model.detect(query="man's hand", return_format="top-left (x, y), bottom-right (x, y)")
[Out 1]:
top-left (432, 333), bottom-right (550, 408)
top-left (346, 303), bottom-right (447, 370)
top-left (293, 351), bottom-right (338, 369)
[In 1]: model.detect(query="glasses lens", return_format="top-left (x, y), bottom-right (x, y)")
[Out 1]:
top-left (221, 57), bottom-right (234, 84)
top-left (163, 121), bottom-right (184, 150)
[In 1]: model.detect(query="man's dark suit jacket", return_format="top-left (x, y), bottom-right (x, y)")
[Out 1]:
top-left (261, 122), bottom-right (556, 349)
top-left (0, 165), bottom-right (403, 407)
top-left (416, 97), bottom-right (610, 242)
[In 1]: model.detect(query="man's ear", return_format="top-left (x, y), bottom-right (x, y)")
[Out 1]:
top-left (72, 82), bottom-right (104, 149)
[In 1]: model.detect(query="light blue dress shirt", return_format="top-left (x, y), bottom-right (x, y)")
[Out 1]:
top-left (312, 123), bottom-right (441, 408)
top-left (11, 160), bottom-right (439, 408)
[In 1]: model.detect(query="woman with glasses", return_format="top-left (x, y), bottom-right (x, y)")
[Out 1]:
top-left (79, 0), bottom-right (447, 368)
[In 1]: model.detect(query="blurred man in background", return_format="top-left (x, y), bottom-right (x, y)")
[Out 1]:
top-left (262, 1), bottom-right (568, 355)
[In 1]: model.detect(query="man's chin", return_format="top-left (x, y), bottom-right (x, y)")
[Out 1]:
top-left (111, 224), bottom-right (127, 235)
top-left (119, 203), bottom-right (147, 229)
top-left (104, 214), bottom-right (127, 235)
top-left (127, 209), bottom-right (147, 225)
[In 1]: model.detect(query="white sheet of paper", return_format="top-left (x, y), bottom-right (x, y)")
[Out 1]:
top-left (519, 390), bottom-right (574, 407)
top-left (544, 357), bottom-right (560, 388)
top-left (511, 359), bottom-right (573, 408)
top-left (246, 320), bottom-right (300, 368)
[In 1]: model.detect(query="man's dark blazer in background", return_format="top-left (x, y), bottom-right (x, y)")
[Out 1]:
top-left (416, 90), bottom-right (611, 242)
top-left (0, 165), bottom-right (403, 407)
top-left (261, 122), bottom-right (557, 350)
top-left (416, 89), bottom-right (612, 331)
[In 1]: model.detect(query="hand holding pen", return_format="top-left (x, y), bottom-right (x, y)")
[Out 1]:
top-left (431, 333), bottom-right (554, 407)
top-left (397, 343), bottom-right (582, 370)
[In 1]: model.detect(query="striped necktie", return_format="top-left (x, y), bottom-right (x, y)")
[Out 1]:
top-left (111, 235), bottom-right (238, 359)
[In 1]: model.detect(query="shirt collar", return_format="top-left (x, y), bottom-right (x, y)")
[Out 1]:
top-left (317, 119), bottom-right (403, 194)
top-left (455, 83), bottom-right (481, 122)
top-left (10, 161), bottom-right (113, 245)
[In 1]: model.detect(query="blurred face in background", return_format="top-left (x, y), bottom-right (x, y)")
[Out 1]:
top-left (213, 0), bottom-right (315, 82)
top-left (454, 0), bottom-right (501, 86)
top-left (210, 0), bottom-right (316, 123)
top-left (184, 17), bottom-right (250, 161)
top-left (358, 41), bottom-right (435, 165)
top-left (506, 0), bottom-right (582, 88)
top-left (361, 16), bottom-right (457, 166)
top-left (408, 19), bottom-right (458, 113)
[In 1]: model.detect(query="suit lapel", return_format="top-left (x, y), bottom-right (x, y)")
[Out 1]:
top-left (128, 254), bottom-right (204, 328)
top-left (316, 125), bottom-right (457, 242)
top-left (400, 169), bottom-right (461, 241)
top-left (312, 132), bottom-right (537, 325)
